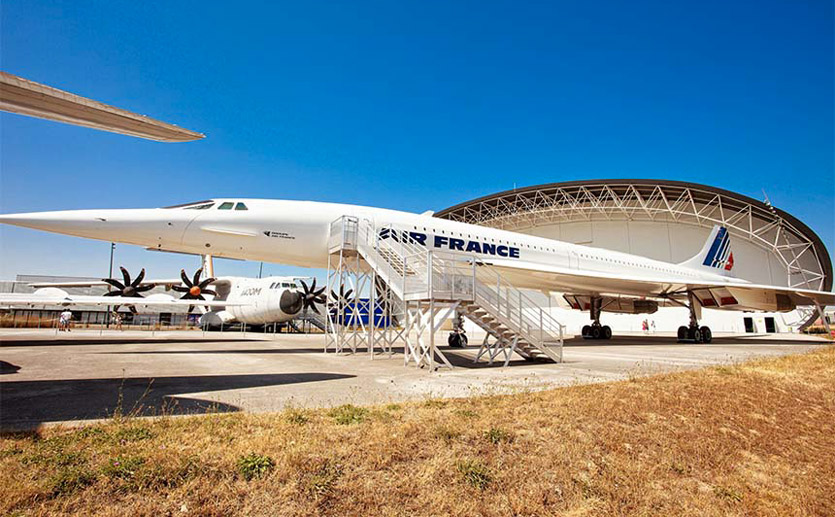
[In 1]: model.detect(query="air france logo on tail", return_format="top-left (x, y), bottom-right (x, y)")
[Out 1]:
top-left (702, 227), bottom-right (734, 271)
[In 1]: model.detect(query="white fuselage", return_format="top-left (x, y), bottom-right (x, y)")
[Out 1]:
top-left (201, 275), bottom-right (307, 325)
top-left (0, 198), bottom-right (735, 298)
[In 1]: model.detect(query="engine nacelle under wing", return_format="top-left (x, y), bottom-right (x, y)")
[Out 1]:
top-left (563, 294), bottom-right (659, 314)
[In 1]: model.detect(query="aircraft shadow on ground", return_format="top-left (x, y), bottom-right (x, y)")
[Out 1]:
top-left (0, 372), bottom-right (354, 431)
top-left (0, 360), bottom-right (21, 374)
top-left (0, 338), bottom-right (261, 347)
top-left (102, 347), bottom-right (327, 355)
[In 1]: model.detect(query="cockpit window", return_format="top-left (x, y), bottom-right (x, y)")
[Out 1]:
top-left (163, 200), bottom-right (215, 209)
top-left (235, 202), bottom-right (248, 211)
top-left (218, 202), bottom-right (234, 210)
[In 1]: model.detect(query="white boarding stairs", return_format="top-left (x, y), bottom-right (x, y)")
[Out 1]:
top-left (331, 216), bottom-right (564, 366)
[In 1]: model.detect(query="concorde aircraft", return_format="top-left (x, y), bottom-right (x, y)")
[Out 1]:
top-left (1, 198), bottom-right (833, 342)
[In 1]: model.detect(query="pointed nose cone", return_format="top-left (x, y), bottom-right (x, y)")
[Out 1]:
top-left (0, 210), bottom-right (110, 234)
top-left (0, 208), bottom-right (194, 247)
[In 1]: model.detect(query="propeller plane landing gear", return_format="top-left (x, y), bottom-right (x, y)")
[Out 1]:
top-left (676, 292), bottom-right (712, 344)
top-left (447, 312), bottom-right (468, 348)
top-left (581, 296), bottom-right (612, 340)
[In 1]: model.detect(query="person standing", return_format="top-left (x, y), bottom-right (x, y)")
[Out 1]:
top-left (112, 311), bottom-right (123, 331)
top-left (59, 309), bottom-right (73, 332)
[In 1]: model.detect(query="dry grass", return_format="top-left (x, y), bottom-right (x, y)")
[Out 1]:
top-left (2, 347), bottom-right (834, 516)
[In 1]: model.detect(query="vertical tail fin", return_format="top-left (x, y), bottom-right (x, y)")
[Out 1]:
top-left (679, 225), bottom-right (735, 276)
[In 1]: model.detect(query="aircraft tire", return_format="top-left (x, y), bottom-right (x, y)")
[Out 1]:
top-left (459, 334), bottom-right (468, 347)
top-left (689, 327), bottom-right (701, 343)
top-left (448, 333), bottom-right (460, 348)
top-left (591, 325), bottom-right (601, 339)
top-left (602, 325), bottom-right (612, 339)
top-left (700, 326), bottom-right (712, 344)
top-left (582, 325), bottom-right (591, 339)
top-left (677, 326), bottom-right (688, 341)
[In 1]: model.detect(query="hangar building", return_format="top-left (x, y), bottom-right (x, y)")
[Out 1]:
top-left (435, 179), bottom-right (832, 334)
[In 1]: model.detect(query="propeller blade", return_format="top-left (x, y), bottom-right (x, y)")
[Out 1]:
top-left (102, 278), bottom-right (125, 290)
top-left (300, 279), bottom-right (310, 295)
top-left (132, 268), bottom-right (146, 287)
top-left (102, 291), bottom-right (122, 297)
top-left (314, 287), bottom-right (326, 297)
top-left (180, 269), bottom-right (191, 286)
top-left (187, 305), bottom-right (194, 313)
top-left (192, 267), bottom-right (203, 287)
top-left (309, 303), bottom-right (321, 314)
top-left (343, 289), bottom-right (353, 300)
top-left (201, 289), bottom-right (217, 296)
top-left (198, 277), bottom-right (216, 289)
top-left (172, 285), bottom-right (189, 293)
top-left (113, 305), bottom-right (121, 313)
top-left (120, 266), bottom-right (131, 287)
top-left (128, 305), bottom-right (138, 314)
top-left (135, 284), bottom-right (155, 293)
top-left (196, 294), bottom-right (206, 301)
top-left (310, 278), bottom-right (317, 292)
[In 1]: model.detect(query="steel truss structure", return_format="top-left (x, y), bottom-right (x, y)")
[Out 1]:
top-left (436, 180), bottom-right (831, 326)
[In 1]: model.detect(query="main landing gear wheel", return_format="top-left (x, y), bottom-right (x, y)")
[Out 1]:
top-left (448, 332), bottom-right (468, 348)
top-left (582, 323), bottom-right (612, 340)
top-left (677, 325), bottom-right (712, 344)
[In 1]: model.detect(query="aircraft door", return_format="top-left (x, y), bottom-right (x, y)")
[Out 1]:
top-left (569, 250), bottom-right (579, 269)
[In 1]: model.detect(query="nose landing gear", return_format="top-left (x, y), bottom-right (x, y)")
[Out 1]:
top-left (581, 296), bottom-right (612, 340)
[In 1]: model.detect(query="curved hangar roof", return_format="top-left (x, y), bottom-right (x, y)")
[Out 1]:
top-left (435, 179), bottom-right (831, 293)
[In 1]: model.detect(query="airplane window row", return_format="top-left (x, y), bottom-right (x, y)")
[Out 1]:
top-left (578, 252), bottom-right (692, 276)
top-left (412, 226), bottom-right (558, 251)
top-left (412, 224), bottom-right (695, 277)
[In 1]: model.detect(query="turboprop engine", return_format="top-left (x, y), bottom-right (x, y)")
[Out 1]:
top-left (198, 276), bottom-right (325, 327)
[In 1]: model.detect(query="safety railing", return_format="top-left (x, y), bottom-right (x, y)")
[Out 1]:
top-left (330, 216), bottom-right (563, 359)
top-left (473, 268), bottom-right (564, 350)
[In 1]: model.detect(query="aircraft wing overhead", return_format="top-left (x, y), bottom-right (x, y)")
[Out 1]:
top-left (0, 293), bottom-right (245, 308)
top-left (482, 258), bottom-right (834, 308)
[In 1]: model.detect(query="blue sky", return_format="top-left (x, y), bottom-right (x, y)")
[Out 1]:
top-left (1, 0), bottom-right (832, 282)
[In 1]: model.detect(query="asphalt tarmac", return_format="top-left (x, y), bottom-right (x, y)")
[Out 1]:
top-left (0, 328), bottom-right (827, 430)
